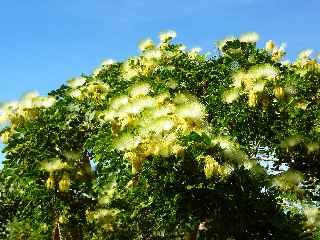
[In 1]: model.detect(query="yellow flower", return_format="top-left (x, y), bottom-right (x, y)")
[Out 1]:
top-left (249, 64), bottom-right (278, 80)
top-left (150, 105), bottom-right (174, 118)
top-left (172, 144), bottom-right (185, 156)
top-left (41, 159), bottom-right (68, 173)
top-left (121, 60), bottom-right (139, 80)
top-left (295, 101), bottom-right (308, 110)
top-left (118, 102), bottom-right (143, 116)
top-left (58, 215), bottom-right (67, 224)
top-left (87, 82), bottom-right (110, 95)
top-left (248, 91), bottom-right (257, 107)
top-left (307, 142), bottom-right (319, 154)
top-left (271, 43), bottom-right (286, 61)
top-left (304, 208), bottom-right (320, 226)
top-left (39, 96), bottom-right (56, 108)
top-left (69, 89), bottom-right (82, 98)
top-left (265, 40), bottom-right (275, 51)
top-left (110, 95), bottom-right (129, 109)
top-left (176, 102), bottom-right (206, 120)
top-left (59, 174), bottom-right (71, 192)
top-left (174, 93), bottom-right (193, 104)
top-left (273, 86), bottom-right (285, 99)
top-left (272, 170), bottom-right (303, 191)
top-left (252, 80), bottom-right (265, 92)
top-left (123, 151), bottom-right (137, 162)
top-left (143, 49), bottom-right (161, 59)
top-left (0, 131), bottom-right (11, 144)
top-left (188, 47), bottom-right (202, 59)
top-left (46, 176), bottom-right (55, 189)
top-left (92, 67), bottom-right (102, 77)
top-left (21, 91), bottom-right (40, 101)
top-left (131, 156), bottom-right (143, 174)
top-left (155, 92), bottom-right (170, 104)
top-left (131, 96), bottom-right (155, 109)
top-left (203, 156), bottom-right (220, 178)
top-left (147, 117), bottom-right (175, 134)
top-left (232, 71), bottom-right (247, 88)
top-left (114, 133), bottom-right (141, 151)
top-left (212, 137), bottom-right (234, 150)
top-left (167, 79), bottom-right (178, 89)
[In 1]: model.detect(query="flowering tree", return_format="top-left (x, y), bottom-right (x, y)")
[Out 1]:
top-left (0, 31), bottom-right (320, 239)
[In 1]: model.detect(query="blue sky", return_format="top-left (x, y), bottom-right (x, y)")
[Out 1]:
top-left (1, 0), bottom-right (320, 162)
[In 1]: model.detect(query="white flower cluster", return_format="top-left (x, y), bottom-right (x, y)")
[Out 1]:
top-left (265, 40), bottom-right (287, 61)
top-left (0, 91), bottom-right (56, 143)
top-left (216, 32), bottom-right (259, 53)
top-left (67, 76), bottom-right (110, 101)
top-left (100, 84), bottom-right (206, 174)
top-left (224, 64), bottom-right (279, 106)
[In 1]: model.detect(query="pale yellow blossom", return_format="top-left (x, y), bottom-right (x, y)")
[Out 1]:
top-left (101, 59), bottom-right (115, 66)
top-left (298, 49), bottom-right (313, 59)
top-left (139, 38), bottom-right (155, 51)
top-left (41, 159), bottom-right (68, 173)
top-left (216, 36), bottom-right (236, 51)
top-left (67, 77), bottom-right (86, 88)
top-left (129, 83), bottom-right (151, 98)
top-left (159, 30), bottom-right (177, 42)
top-left (223, 89), bottom-right (240, 103)
top-left (239, 32), bottom-right (260, 43)
top-left (265, 40), bottom-right (275, 51)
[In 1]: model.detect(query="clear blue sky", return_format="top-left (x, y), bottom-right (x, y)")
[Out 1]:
top-left (1, 0), bottom-right (320, 162)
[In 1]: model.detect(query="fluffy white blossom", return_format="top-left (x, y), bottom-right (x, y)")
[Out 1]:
top-left (139, 38), bottom-right (155, 51)
top-left (67, 77), bottom-right (86, 88)
top-left (216, 36), bottom-right (236, 51)
top-left (239, 32), bottom-right (260, 43)
top-left (101, 59), bottom-right (115, 66)
top-left (223, 89), bottom-right (240, 103)
top-left (114, 133), bottom-right (141, 151)
top-left (298, 49), bottom-right (313, 59)
top-left (159, 30), bottom-right (177, 42)
top-left (176, 102), bottom-right (206, 120)
top-left (129, 83), bottom-right (151, 98)
top-left (110, 96), bottom-right (129, 109)
top-left (41, 159), bottom-right (68, 173)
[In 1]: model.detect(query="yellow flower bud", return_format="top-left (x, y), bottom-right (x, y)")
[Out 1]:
top-left (59, 215), bottom-right (67, 224)
top-left (271, 50), bottom-right (285, 61)
top-left (273, 86), bottom-right (284, 99)
top-left (172, 144), bottom-right (185, 157)
top-left (265, 40), bottom-right (275, 51)
top-left (132, 157), bottom-right (143, 175)
top-left (59, 174), bottom-right (71, 192)
top-left (204, 156), bottom-right (220, 178)
top-left (248, 92), bottom-right (257, 107)
top-left (46, 176), bottom-right (55, 189)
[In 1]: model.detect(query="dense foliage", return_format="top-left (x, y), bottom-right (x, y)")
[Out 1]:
top-left (0, 31), bottom-right (320, 239)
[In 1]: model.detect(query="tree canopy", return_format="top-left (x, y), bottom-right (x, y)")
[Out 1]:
top-left (0, 31), bottom-right (320, 239)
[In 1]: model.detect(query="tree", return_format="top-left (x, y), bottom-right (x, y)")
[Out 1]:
top-left (0, 31), bottom-right (319, 239)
